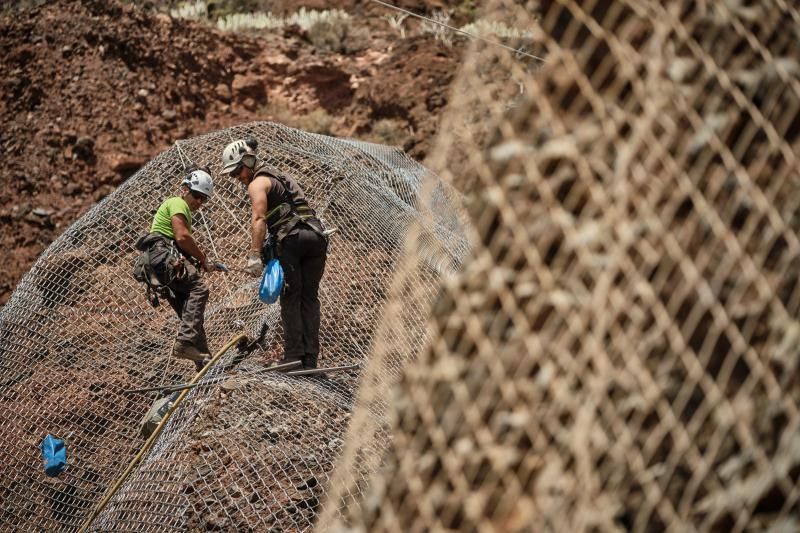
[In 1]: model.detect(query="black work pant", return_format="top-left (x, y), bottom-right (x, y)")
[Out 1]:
top-left (278, 227), bottom-right (328, 367)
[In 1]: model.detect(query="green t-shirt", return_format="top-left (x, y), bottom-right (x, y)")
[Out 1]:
top-left (150, 197), bottom-right (192, 239)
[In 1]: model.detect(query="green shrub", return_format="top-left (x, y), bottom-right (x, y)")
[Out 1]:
top-left (213, 7), bottom-right (351, 52)
top-left (422, 10), bottom-right (454, 47)
top-left (215, 11), bottom-right (283, 31)
top-left (170, 0), bottom-right (206, 19)
top-left (297, 9), bottom-right (351, 53)
top-left (459, 19), bottom-right (535, 40)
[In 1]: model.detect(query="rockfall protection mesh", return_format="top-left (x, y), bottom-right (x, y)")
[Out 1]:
top-left (5, 0), bottom-right (800, 531)
top-left (0, 122), bottom-right (470, 531)
top-left (323, 0), bottom-right (800, 531)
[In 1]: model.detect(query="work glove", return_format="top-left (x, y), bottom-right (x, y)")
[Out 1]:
top-left (244, 252), bottom-right (263, 277)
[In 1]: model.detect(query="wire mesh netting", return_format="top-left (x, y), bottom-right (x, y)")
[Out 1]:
top-left (0, 122), bottom-right (470, 531)
top-left (5, 0), bottom-right (800, 531)
top-left (322, 0), bottom-right (800, 531)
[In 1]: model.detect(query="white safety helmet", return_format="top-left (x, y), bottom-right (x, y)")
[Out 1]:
top-left (182, 169), bottom-right (214, 199)
top-left (220, 138), bottom-right (258, 175)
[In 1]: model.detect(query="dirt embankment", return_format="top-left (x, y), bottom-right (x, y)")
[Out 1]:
top-left (0, 0), bottom-right (464, 305)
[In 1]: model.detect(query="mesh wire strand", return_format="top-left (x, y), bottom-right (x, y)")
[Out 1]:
top-left (0, 122), bottom-right (470, 531)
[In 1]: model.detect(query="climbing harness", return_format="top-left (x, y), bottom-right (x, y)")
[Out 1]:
top-left (132, 233), bottom-right (186, 307)
top-left (260, 168), bottom-right (327, 246)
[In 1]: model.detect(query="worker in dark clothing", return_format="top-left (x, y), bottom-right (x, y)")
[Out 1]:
top-left (134, 168), bottom-right (217, 370)
top-left (220, 138), bottom-right (328, 370)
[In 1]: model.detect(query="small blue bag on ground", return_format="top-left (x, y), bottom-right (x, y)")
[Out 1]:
top-left (40, 434), bottom-right (67, 477)
top-left (259, 258), bottom-right (284, 304)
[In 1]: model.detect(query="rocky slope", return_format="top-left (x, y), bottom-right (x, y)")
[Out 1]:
top-left (0, 0), bottom-right (466, 304)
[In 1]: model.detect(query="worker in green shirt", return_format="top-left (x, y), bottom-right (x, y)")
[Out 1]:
top-left (135, 168), bottom-right (217, 369)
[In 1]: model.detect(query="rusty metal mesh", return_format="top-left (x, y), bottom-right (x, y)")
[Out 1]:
top-left (0, 122), bottom-right (470, 531)
top-left (322, 0), bottom-right (800, 531)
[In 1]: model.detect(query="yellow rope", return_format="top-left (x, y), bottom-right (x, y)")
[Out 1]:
top-left (78, 333), bottom-right (247, 532)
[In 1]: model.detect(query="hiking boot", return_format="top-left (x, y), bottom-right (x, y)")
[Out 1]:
top-left (302, 354), bottom-right (318, 370)
top-left (172, 341), bottom-right (210, 363)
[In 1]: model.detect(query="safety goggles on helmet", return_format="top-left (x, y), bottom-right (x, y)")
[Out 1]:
top-left (238, 154), bottom-right (256, 172)
top-left (221, 140), bottom-right (258, 175)
top-left (231, 154), bottom-right (257, 177)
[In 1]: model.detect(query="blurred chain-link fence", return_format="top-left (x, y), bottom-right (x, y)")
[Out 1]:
top-left (322, 0), bottom-right (800, 531)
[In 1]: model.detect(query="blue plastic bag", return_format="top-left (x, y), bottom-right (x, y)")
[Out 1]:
top-left (40, 434), bottom-right (67, 477)
top-left (259, 258), bottom-right (284, 304)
